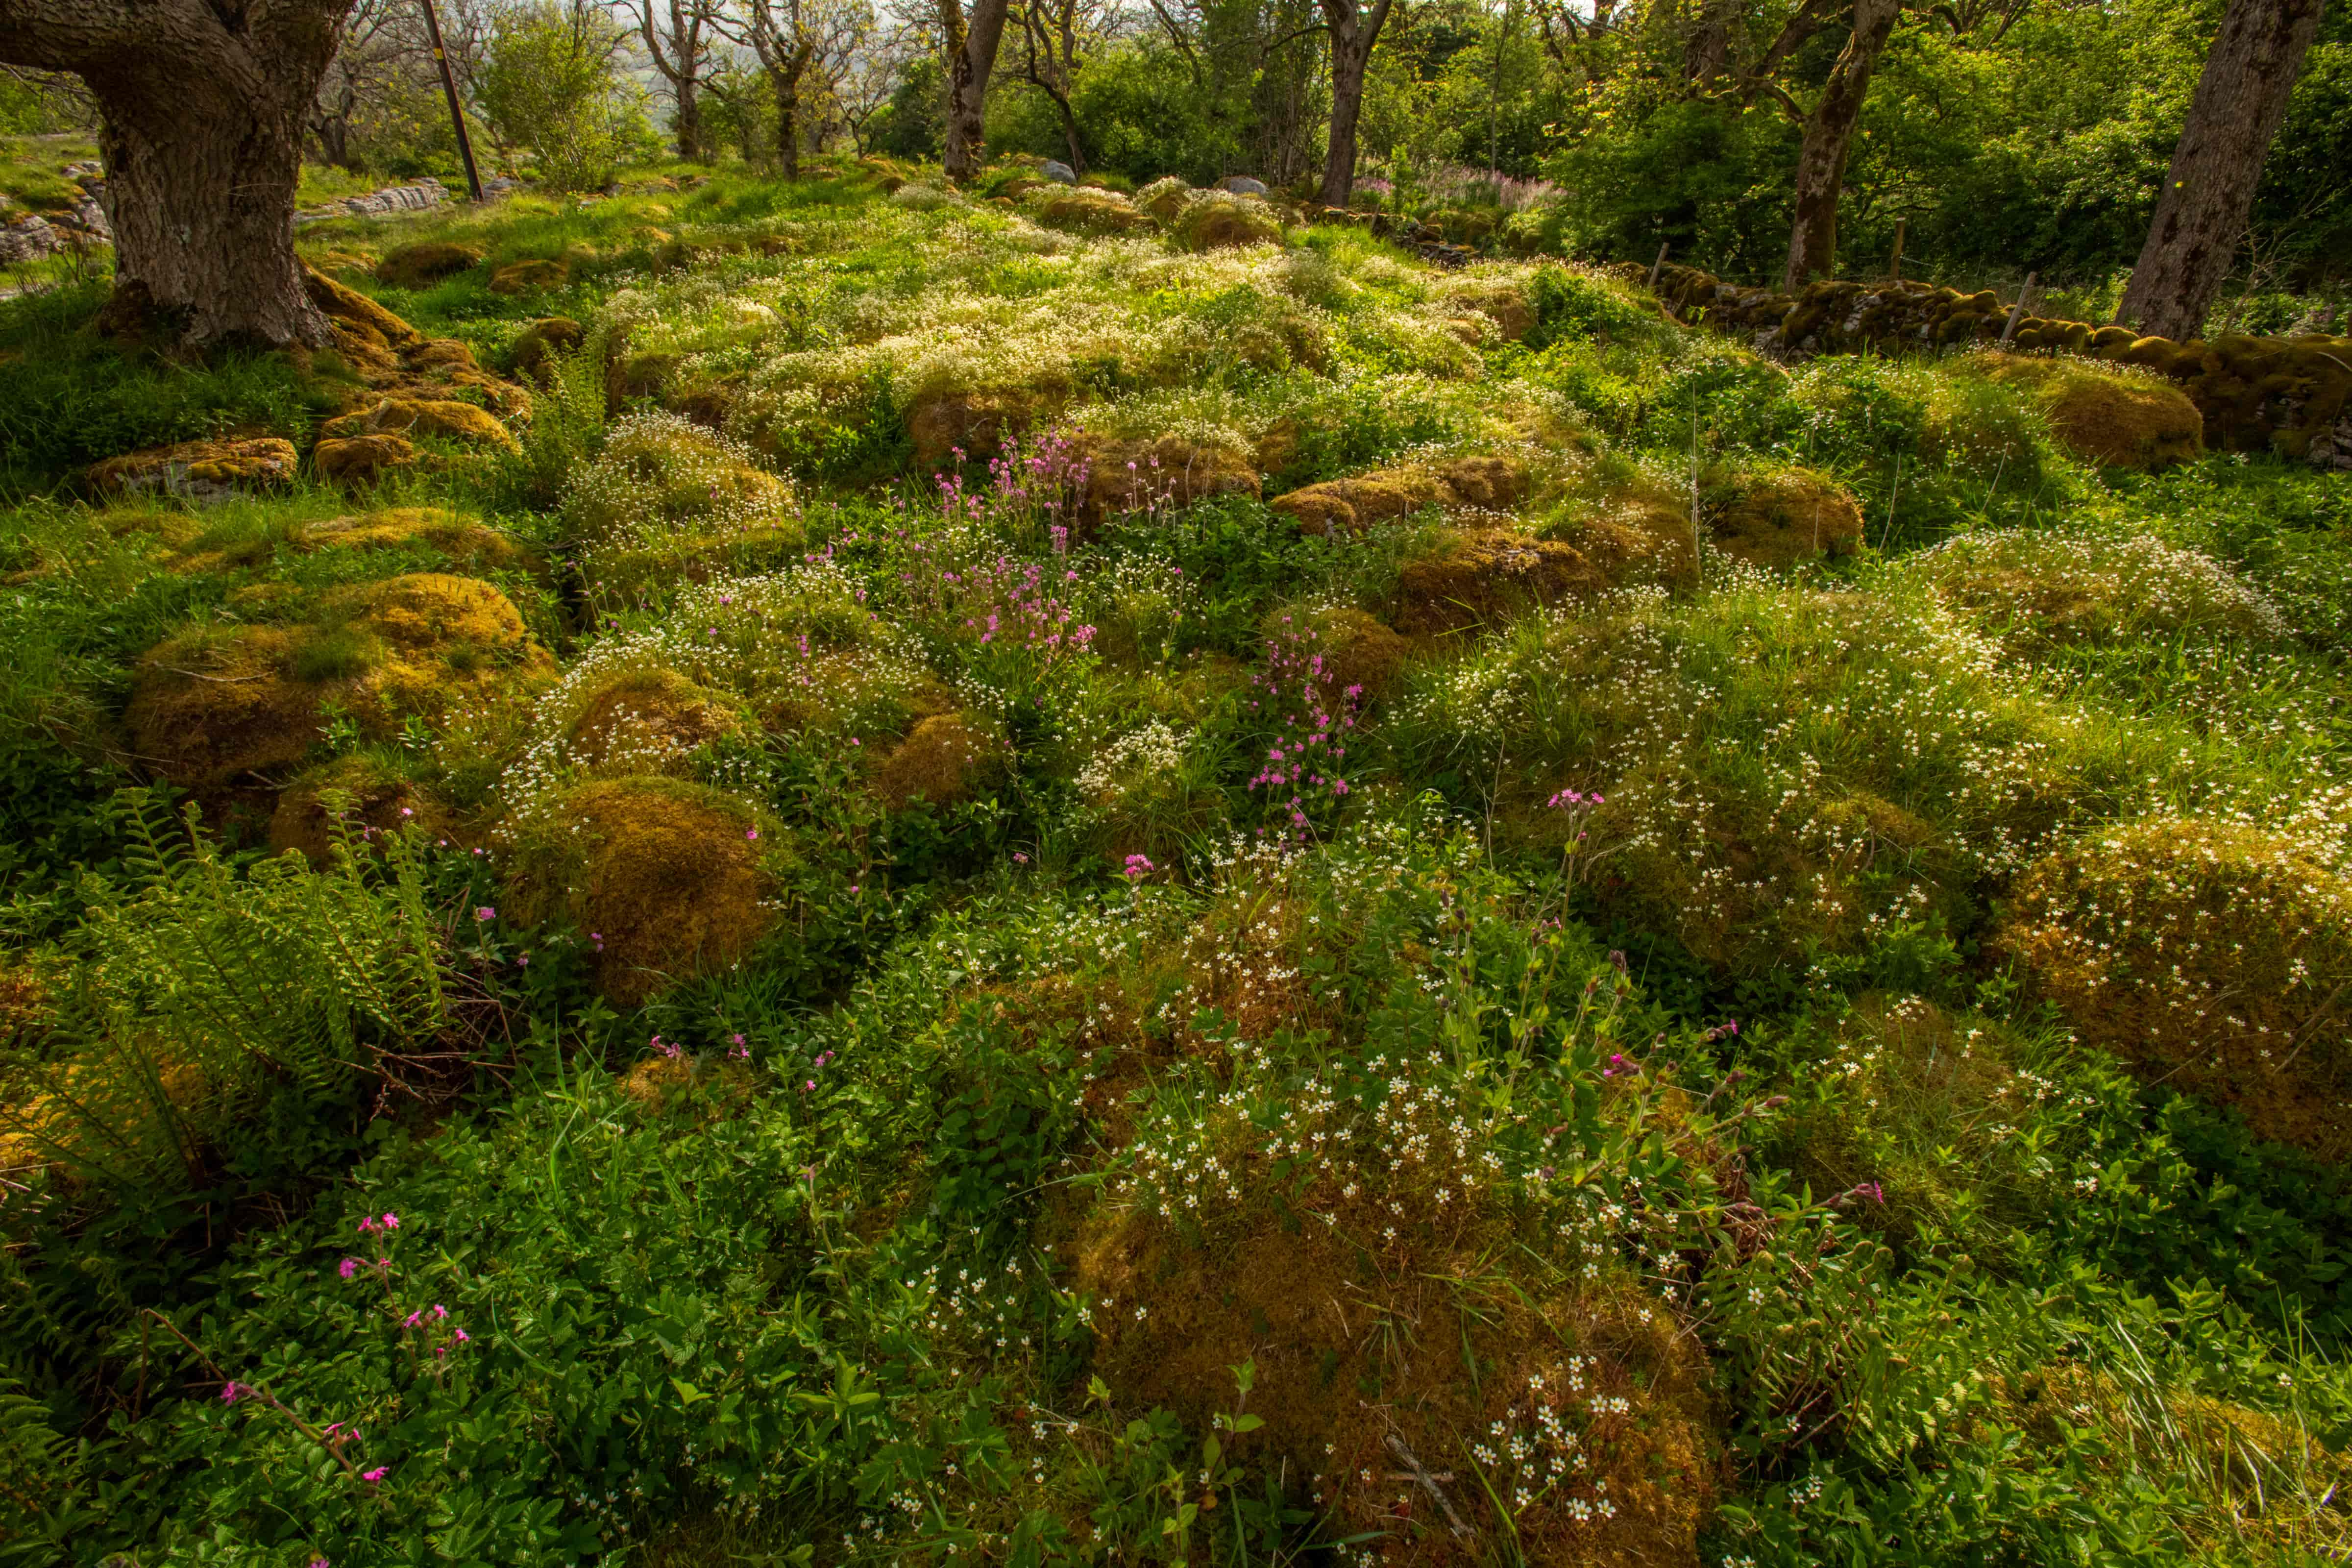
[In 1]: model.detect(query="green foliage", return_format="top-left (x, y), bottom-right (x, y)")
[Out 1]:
top-left (475, 2), bottom-right (648, 193)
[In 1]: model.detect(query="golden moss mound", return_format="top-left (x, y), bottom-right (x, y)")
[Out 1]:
top-left (1704, 466), bottom-right (1864, 569)
top-left (1078, 433), bottom-right (1261, 521)
top-left (1168, 190), bottom-right (1283, 252)
top-left (907, 391), bottom-right (1030, 470)
top-left (301, 506), bottom-right (527, 571)
top-left (1271, 454), bottom-right (1530, 535)
top-left (123, 574), bottom-right (547, 789)
top-left (563, 666), bottom-right (750, 772)
top-left (489, 259), bottom-right (568, 294)
top-left (88, 438), bottom-right (299, 504)
top-left (1032, 187), bottom-right (1152, 236)
top-left (1911, 527), bottom-right (2284, 648)
top-left (320, 397), bottom-right (516, 452)
top-left (1070, 1110), bottom-right (1715, 1564)
top-left (122, 627), bottom-right (323, 788)
top-left (267, 754), bottom-right (449, 863)
top-left (1998, 819), bottom-right (2352, 1158)
top-left (564, 413), bottom-right (802, 598)
top-left (511, 316), bottom-right (586, 382)
top-left (874, 713), bottom-right (1003, 810)
top-left (376, 242), bottom-right (483, 289)
top-left (1134, 176), bottom-right (1194, 223)
top-left (1285, 604), bottom-right (1411, 704)
top-left (510, 778), bottom-right (775, 1006)
top-left (314, 433), bottom-right (422, 487)
top-left (1975, 353), bottom-right (2204, 470)
top-left (1396, 528), bottom-right (1610, 636)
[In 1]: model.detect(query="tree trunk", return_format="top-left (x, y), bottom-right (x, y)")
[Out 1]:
top-left (0, 0), bottom-right (353, 349)
top-left (2119, 0), bottom-right (2329, 341)
top-left (1317, 0), bottom-right (1394, 209)
top-left (770, 49), bottom-right (810, 179)
top-left (1781, 0), bottom-right (1900, 294)
top-left (939, 0), bottom-right (1011, 182)
top-left (675, 76), bottom-right (702, 160)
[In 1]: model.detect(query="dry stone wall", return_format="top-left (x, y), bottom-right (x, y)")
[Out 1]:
top-left (1642, 262), bottom-right (2352, 469)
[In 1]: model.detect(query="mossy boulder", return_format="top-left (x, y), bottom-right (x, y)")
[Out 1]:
top-left (875, 713), bottom-right (1004, 810)
top-left (1964, 354), bottom-right (2203, 470)
top-left (300, 506), bottom-right (526, 572)
top-left (1911, 526), bottom-right (2283, 649)
top-left (1134, 177), bottom-right (1193, 224)
top-left (314, 433), bottom-right (423, 488)
top-left (510, 316), bottom-right (586, 383)
top-left (562, 413), bottom-right (803, 601)
top-left (906, 392), bottom-right (1030, 471)
top-left (1069, 1086), bottom-right (1715, 1563)
top-left (489, 259), bottom-right (569, 294)
top-left (376, 242), bottom-right (483, 289)
top-left (1168, 191), bottom-right (1283, 252)
top-left (1032, 188), bottom-right (1152, 237)
top-left (1704, 466), bottom-right (1865, 570)
top-left (320, 398), bottom-right (516, 452)
top-left (267, 754), bottom-right (449, 863)
top-left (1078, 433), bottom-right (1261, 522)
top-left (510, 778), bottom-right (775, 1006)
top-left (88, 438), bottom-right (299, 504)
top-left (1271, 454), bottom-right (1529, 535)
top-left (562, 666), bottom-right (750, 773)
top-left (1997, 819), bottom-right (2352, 1160)
top-left (122, 573), bottom-right (548, 790)
top-left (1395, 529), bottom-right (1609, 636)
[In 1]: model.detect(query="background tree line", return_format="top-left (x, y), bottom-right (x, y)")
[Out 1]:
top-left (0, 0), bottom-right (2341, 349)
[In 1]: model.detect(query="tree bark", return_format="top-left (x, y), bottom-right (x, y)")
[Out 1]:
top-left (2118, 0), bottom-right (2329, 341)
top-left (1317, 0), bottom-right (1394, 208)
top-left (768, 46), bottom-right (811, 178)
top-left (0, 0), bottom-right (351, 348)
top-left (638, 0), bottom-right (712, 161)
top-left (938, 0), bottom-right (1011, 181)
top-left (1782, 0), bottom-right (1901, 294)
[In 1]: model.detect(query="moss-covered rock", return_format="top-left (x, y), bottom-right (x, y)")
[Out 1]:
top-left (88, 438), bottom-right (299, 504)
top-left (509, 777), bottom-right (775, 1006)
top-left (489, 259), bottom-right (569, 294)
top-left (1270, 454), bottom-right (1529, 535)
top-left (510, 316), bottom-right (586, 383)
top-left (1997, 819), bottom-right (2352, 1160)
top-left (1396, 529), bottom-right (1609, 636)
top-left (875, 712), bottom-right (1003, 809)
top-left (320, 397), bottom-right (517, 452)
top-left (375, 242), bottom-right (483, 289)
top-left (1704, 465), bottom-right (1865, 570)
top-left (1168, 190), bottom-right (1283, 252)
top-left (314, 433), bottom-right (423, 488)
top-left (1975, 353), bottom-right (2203, 470)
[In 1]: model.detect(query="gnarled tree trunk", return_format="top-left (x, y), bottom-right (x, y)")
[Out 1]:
top-left (768, 45), bottom-right (812, 178)
top-left (2119, 0), bottom-right (2329, 341)
top-left (1317, 0), bottom-right (1394, 209)
top-left (1782, 0), bottom-right (1900, 294)
top-left (938, 0), bottom-right (1011, 182)
top-left (0, 0), bottom-right (352, 348)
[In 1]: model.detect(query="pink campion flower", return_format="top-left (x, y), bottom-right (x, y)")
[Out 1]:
top-left (453, 1328), bottom-right (470, 1343)
top-left (339, 1257), bottom-right (360, 1279)
top-left (433, 1304), bottom-right (447, 1320)
top-left (745, 827), bottom-right (760, 841)
top-left (362, 1467), bottom-right (389, 1483)
top-left (404, 1310), bottom-right (422, 1328)
top-left (382, 1213), bottom-right (399, 1229)
top-left (220, 1381), bottom-right (245, 1404)
top-left (1123, 854), bottom-right (1154, 879)
top-left (474, 906), bottom-right (495, 922)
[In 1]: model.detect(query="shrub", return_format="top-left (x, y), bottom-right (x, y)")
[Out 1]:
top-left (474, 1), bottom-right (646, 193)
top-left (1906, 524), bottom-right (2287, 648)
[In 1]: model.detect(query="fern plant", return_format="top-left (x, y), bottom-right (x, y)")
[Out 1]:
top-left (0, 797), bottom-right (449, 1205)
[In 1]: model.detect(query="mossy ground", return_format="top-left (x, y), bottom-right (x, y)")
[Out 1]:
top-left (5, 156), bottom-right (2352, 1568)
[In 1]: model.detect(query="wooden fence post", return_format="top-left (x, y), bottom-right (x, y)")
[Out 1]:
top-left (1648, 241), bottom-right (1670, 291)
top-left (1999, 271), bottom-right (2038, 346)
top-left (1888, 220), bottom-right (1906, 282)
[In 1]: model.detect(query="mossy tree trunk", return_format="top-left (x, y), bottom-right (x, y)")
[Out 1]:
top-left (1781, 0), bottom-right (1901, 294)
top-left (938, 0), bottom-right (1012, 182)
top-left (0, 0), bottom-right (351, 349)
top-left (767, 47), bottom-right (812, 179)
top-left (1318, 0), bottom-right (1394, 209)
top-left (2119, 0), bottom-right (2329, 342)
